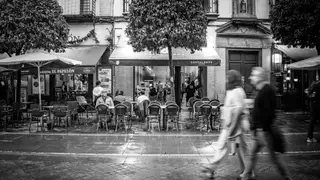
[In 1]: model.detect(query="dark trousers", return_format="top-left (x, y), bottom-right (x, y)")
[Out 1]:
top-left (308, 103), bottom-right (319, 139)
top-left (242, 130), bottom-right (289, 179)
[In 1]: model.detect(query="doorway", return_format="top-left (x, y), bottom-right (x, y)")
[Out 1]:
top-left (228, 50), bottom-right (259, 96)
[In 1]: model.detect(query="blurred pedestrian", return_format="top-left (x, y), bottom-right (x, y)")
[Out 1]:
top-left (186, 81), bottom-right (196, 106)
top-left (149, 84), bottom-right (157, 101)
top-left (241, 67), bottom-right (291, 180)
top-left (306, 79), bottom-right (320, 143)
top-left (92, 81), bottom-right (104, 106)
top-left (202, 70), bottom-right (250, 179)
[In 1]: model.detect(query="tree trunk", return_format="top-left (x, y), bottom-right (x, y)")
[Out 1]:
top-left (168, 45), bottom-right (175, 102)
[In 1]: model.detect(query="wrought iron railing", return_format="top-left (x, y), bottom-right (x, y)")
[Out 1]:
top-left (203, 0), bottom-right (219, 14)
top-left (123, 0), bottom-right (132, 13)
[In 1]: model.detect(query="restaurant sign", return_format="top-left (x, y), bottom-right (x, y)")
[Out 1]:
top-left (22, 67), bottom-right (96, 74)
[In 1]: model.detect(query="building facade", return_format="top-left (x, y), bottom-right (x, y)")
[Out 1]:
top-left (56, 0), bottom-right (275, 102)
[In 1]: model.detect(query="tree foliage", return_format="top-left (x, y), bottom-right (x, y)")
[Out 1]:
top-left (270, 0), bottom-right (320, 54)
top-left (125, 0), bottom-right (207, 54)
top-left (125, 0), bottom-right (207, 100)
top-left (0, 0), bottom-right (69, 56)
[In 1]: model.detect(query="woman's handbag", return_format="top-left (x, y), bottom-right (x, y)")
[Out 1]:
top-left (240, 110), bottom-right (250, 132)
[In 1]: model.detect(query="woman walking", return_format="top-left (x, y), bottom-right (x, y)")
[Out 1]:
top-left (202, 70), bottom-right (251, 179)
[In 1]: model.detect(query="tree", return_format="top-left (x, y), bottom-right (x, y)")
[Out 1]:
top-left (0, 0), bottom-right (69, 57)
top-left (125, 0), bottom-right (207, 100)
top-left (270, 0), bottom-right (320, 54)
top-left (0, 0), bottom-right (69, 110)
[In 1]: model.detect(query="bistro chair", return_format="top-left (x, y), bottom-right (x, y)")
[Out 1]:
top-left (147, 104), bottom-right (161, 132)
top-left (66, 101), bottom-right (79, 124)
top-left (0, 105), bottom-right (12, 131)
top-left (165, 103), bottom-right (180, 131)
top-left (149, 100), bottom-right (161, 106)
top-left (193, 101), bottom-right (204, 128)
top-left (96, 104), bottom-right (112, 132)
top-left (188, 98), bottom-right (200, 119)
top-left (52, 105), bottom-right (69, 131)
top-left (114, 104), bottom-right (129, 132)
top-left (199, 103), bottom-right (212, 132)
top-left (201, 97), bottom-right (210, 102)
top-left (76, 96), bottom-right (96, 122)
top-left (113, 100), bottom-right (121, 106)
top-left (165, 101), bottom-right (176, 106)
top-left (210, 100), bottom-right (221, 131)
top-left (28, 108), bottom-right (49, 132)
top-left (122, 101), bottom-right (134, 128)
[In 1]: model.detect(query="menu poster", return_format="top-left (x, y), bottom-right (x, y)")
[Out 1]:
top-left (98, 68), bottom-right (112, 94)
top-left (32, 75), bottom-right (45, 94)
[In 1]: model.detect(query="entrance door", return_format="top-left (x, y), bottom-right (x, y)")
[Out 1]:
top-left (229, 51), bottom-right (259, 96)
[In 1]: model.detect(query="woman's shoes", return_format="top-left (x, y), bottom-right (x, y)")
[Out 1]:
top-left (201, 165), bottom-right (215, 179)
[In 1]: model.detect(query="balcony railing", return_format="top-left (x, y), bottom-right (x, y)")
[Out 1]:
top-left (203, 0), bottom-right (219, 14)
top-left (123, 0), bottom-right (132, 15)
top-left (59, 0), bottom-right (93, 16)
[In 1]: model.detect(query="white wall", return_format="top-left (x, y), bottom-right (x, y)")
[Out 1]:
top-left (218, 0), bottom-right (232, 18)
top-left (256, 0), bottom-right (270, 19)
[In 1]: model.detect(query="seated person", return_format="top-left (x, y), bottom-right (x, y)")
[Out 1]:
top-left (114, 90), bottom-right (126, 102)
top-left (135, 92), bottom-right (150, 119)
top-left (95, 90), bottom-right (114, 108)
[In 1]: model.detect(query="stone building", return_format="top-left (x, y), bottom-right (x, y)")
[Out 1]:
top-left (55, 0), bottom-right (284, 103)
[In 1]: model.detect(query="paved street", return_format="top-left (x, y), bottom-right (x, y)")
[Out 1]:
top-left (0, 132), bottom-right (319, 180)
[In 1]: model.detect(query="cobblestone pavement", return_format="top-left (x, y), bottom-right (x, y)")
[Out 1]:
top-left (0, 132), bottom-right (320, 180)
top-left (0, 153), bottom-right (319, 180)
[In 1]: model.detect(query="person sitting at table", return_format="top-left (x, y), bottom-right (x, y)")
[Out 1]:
top-left (93, 81), bottom-right (104, 105)
top-left (95, 90), bottom-right (114, 108)
top-left (114, 90), bottom-right (126, 102)
top-left (136, 91), bottom-right (150, 121)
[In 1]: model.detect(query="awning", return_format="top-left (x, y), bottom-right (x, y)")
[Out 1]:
top-left (109, 46), bottom-right (221, 66)
top-left (275, 45), bottom-right (317, 61)
top-left (287, 55), bottom-right (320, 70)
top-left (53, 46), bottom-right (107, 66)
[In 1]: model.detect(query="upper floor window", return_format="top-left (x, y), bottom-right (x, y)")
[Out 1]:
top-left (232, 0), bottom-right (256, 17)
top-left (58, 0), bottom-right (93, 15)
top-left (202, 0), bottom-right (219, 14)
top-left (123, 0), bottom-right (132, 14)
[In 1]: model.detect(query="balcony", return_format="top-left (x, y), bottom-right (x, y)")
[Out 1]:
top-left (203, 0), bottom-right (219, 20)
top-left (58, 0), bottom-right (93, 17)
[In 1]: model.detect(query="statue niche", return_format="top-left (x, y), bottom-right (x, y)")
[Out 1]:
top-left (240, 0), bottom-right (247, 13)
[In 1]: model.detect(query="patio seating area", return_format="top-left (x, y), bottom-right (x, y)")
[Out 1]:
top-left (0, 97), bottom-right (225, 134)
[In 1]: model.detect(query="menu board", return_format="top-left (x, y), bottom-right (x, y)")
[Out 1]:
top-left (32, 75), bottom-right (45, 94)
top-left (98, 68), bottom-right (112, 94)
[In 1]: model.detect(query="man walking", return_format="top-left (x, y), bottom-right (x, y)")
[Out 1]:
top-left (241, 67), bottom-right (291, 180)
top-left (306, 79), bottom-right (320, 143)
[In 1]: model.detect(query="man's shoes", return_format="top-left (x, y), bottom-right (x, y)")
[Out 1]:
top-left (307, 138), bottom-right (318, 143)
top-left (238, 172), bottom-right (255, 180)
